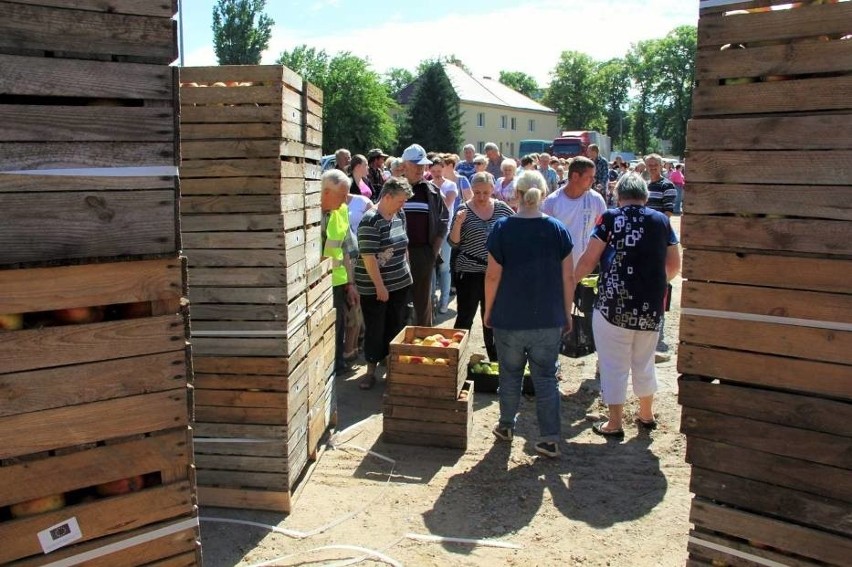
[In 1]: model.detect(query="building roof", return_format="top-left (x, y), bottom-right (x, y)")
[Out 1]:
top-left (397, 64), bottom-right (554, 114)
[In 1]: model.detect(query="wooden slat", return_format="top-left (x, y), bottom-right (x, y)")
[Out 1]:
top-left (684, 183), bottom-right (849, 220)
top-left (10, 0), bottom-right (177, 17)
top-left (0, 2), bottom-right (176, 62)
top-left (687, 149), bottom-right (851, 185)
top-left (683, 281), bottom-right (852, 324)
top-left (696, 35), bottom-right (852, 81)
top-left (194, 438), bottom-right (285, 458)
top-left (180, 158), bottom-right (307, 179)
top-left (180, 65), bottom-right (297, 86)
top-left (0, 105), bottom-right (174, 142)
top-left (188, 286), bottom-right (290, 305)
top-left (179, 104), bottom-right (280, 124)
top-left (181, 195), bottom-right (291, 215)
top-left (181, 213), bottom-right (288, 232)
top-left (686, 437), bottom-right (852, 503)
top-left (196, 485), bottom-right (290, 512)
top-left (196, 469), bottom-right (286, 490)
top-left (179, 121), bottom-right (297, 141)
top-left (698, 2), bottom-right (852, 47)
top-left (680, 314), bottom-right (851, 364)
top-left (0, 141), bottom-right (175, 172)
top-left (681, 215), bottom-right (852, 256)
top-left (180, 139), bottom-right (292, 160)
top-left (0, 351), bottom-right (186, 417)
top-left (682, 250), bottom-right (851, 293)
top-left (192, 422), bottom-right (286, 439)
top-left (185, 267), bottom-right (299, 287)
top-left (179, 85), bottom-right (283, 105)
top-left (192, 357), bottom-right (293, 377)
top-left (195, 390), bottom-right (288, 409)
top-left (382, 430), bottom-right (467, 450)
top-left (180, 176), bottom-right (300, 196)
top-left (184, 248), bottom-right (299, 268)
top-left (692, 75), bottom-right (852, 116)
top-left (687, 114), bottom-right (852, 151)
top-left (0, 428), bottom-right (190, 506)
top-left (191, 332), bottom-right (306, 358)
top-left (692, 467), bottom-right (852, 536)
top-left (145, 550), bottom-right (199, 567)
top-left (690, 499), bottom-right (852, 566)
top-left (181, 232), bottom-right (285, 250)
top-left (189, 301), bottom-right (307, 324)
top-left (680, 407), bottom-right (851, 468)
top-left (0, 53), bottom-right (173, 99)
top-left (194, 405), bottom-right (286, 425)
top-left (0, 482), bottom-right (192, 565)
top-left (0, 175), bottom-right (174, 195)
top-left (678, 377), bottom-right (851, 437)
top-left (699, 0), bottom-right (819, 15)
top-left (0, 257), bottom-right (181, 313)
top-left (677, 344), bottom-right (851, 400)
top-left (688, 528), bottom-right (822, 567)
top-left (195, 454), bottom-right (296, 475)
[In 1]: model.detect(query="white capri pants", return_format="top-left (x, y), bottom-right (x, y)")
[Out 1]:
top-left (592, 310), bottom-right (658, 405)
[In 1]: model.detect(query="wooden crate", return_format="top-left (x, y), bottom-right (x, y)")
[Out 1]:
top-left (387, 326), bottom-right (470, 399)
top-left (383, 381), bottom-right (474, 450)
top-left (308, 371), bottom-right (337, 460)
top-left (0, 258), bottom-right (198, 565)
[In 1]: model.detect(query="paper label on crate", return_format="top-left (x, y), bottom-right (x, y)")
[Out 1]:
top-left (38, 517), bottom-right (82, 554)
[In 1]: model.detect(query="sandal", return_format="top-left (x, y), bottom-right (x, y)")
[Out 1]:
top-left (634, 415), bottom-right (658, 430)
top-left (592, 421), bottom-right (624, 438)
top-left (358, 373), bottom-right (376, 390)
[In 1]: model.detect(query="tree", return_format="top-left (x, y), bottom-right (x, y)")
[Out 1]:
top-left (398, 62), bottom-right (463, 153)
top-left (544, 51), bottom-right (605, 131)
top-left (592, 58), bottom-right (630, 150)
top-left (383, 67), bottom-right (415, 96)
top-left (498, 71), bottom-right (540, 100)
top-left (212, 0), bottom-right (274, 65)
top-left (277, 46), bottom-right (397, 154)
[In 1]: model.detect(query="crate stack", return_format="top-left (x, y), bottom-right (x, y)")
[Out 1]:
top-left (0, 2), bottom-right (200, 565)
top-left (179, 66), bottom-right (336, 513)
top-left (383, 327), bottom-right (474, 449)
top-left (679, 2), bottom-right (851, 565)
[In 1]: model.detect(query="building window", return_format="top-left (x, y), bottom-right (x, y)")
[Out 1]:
top-left (478, 141), bottom-right (484, 153)
top-left (499, 142), bottom-right (503, 153)
top-left (477, 112), bottom-right (485, 127)
top-left (500, 115), bottom-right (507, 129)
top-left (510, 142), bottom-right (515, 157)
top-left (528, 119), bottom-right (535, 132)
top-left (511, 117), bottom-right (517, 131)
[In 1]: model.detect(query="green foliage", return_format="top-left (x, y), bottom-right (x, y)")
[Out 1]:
top-left (383, 67), bottom-right (415, 96)
top-left (592, 58), bottom-right (630, 150)
top-left (212, 0), bottom-right (273, 65)
top-left (276, 45), bottom-right (397, 155)
top-left (398, 62), bottom-right (463, 154)
top-left (543, 51), bottom-right (605, 132)
top-left (498, 71), bottom-right (540, 100)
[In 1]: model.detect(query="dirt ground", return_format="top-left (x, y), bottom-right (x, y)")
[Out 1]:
top-left (200, 218), bottom-right (691, 567)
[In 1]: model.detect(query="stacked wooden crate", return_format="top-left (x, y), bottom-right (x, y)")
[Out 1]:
top-left (0, 1), bottom-right (199, 565)
top-left (384, 327), bottom-right (474, 449)
top-left (679, 2), bottom-right (851, 565)
top-left (180, 66), bottom-right (336, 513)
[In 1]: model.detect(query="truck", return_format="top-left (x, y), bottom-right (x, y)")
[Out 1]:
top-left (517, 139), bottom-right (552, 158)
top-left (551, 130), bottom-right (611, 160)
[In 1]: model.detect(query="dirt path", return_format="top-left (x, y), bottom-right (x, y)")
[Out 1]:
top-left (200, 218), bottom-right (690, 567)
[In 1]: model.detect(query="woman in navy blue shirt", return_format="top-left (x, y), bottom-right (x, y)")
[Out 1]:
top-left (575, 173), bottom-right (681, 438)
top-left (484, 170), bottom-right (574, 458)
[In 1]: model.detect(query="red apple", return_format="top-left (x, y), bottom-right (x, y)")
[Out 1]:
top-left (409, 356), bottom-right (424, 364)
top-left (0, 313), bottom-right (24, 331)
top-left (53, 306), bottom-right (103, 324)
top-left (452, 331), bottom-right (465, 341)
top-left (10, 494), bottom-right (66, 518)
top-left (95, 475), bottom-right (145, 496)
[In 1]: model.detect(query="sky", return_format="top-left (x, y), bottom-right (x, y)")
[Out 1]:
top-left (178, 0), bottom-right (699, 86)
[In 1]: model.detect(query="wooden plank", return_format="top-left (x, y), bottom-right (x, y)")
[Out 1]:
top-left (0, 174), bottom-right (174, 194)
top-left (180, 64), bottom-right (299, 86)
top-left (699, 0), bottom-right (823, 15)
top-left (184, 248), bottom-right (296, 268)
top-left (0, 53), bottom-right (173, 99)
top-left (678, 377), bottom-right (851, 437)
top-left (196, 485), bottom-right (290, 512)
top-left (179, 176), bottom-right (292, 196)
top-left (0, 105), bottom-right (174, 142)
top-left (188, 286), bottom-right (290, 305)
top-left (179, 103), bottom-right (281, 125)
top-left (145, 550), bottom-right (199, 567)
top-left (194, 405), bottom-right (286, 425)
top-left (0, 482), bottom-right (192, 565)
top-left (682, 250), bottom-right (851, 293)
top-left (0, 314), bottom-right (184, 374)
top-left (192, 357), bottom-right (293, 377)
top-left (192, 422), bottom-right (285, 439)
top-left (681, 215), bottom-right (852, 256)
top-left (195, 390), bottom-right (288, 409)
top-left (680, 407), bottom-right (851, 469)
top-left (0, 2), bottom-right (175, 62)
top-left (181, 194), bottom-right (290, 214)
top-left (185, 267), bottom-right (297, 287)
top-left (383, 417), bottom-right (467, 437)
top-left (0, 389), bottom-right (188, 459)
top-left (181, 232), bottom-right (285, 250)
top-left (180, 122), bottom-right (284, 141)
top-left (382, 430), bottom-right (467, 450)
top-left (0, 351), bottom-right (186, 417)
top-left (191, 329), bottom-right (306, 358)
top-left (194, 374), bottom-right (289, 392)
top-left (383, 405), bottom-right (468, 425)
top-left (687, 150), bottom-right (851, 185)
top-left (180, 139), bottom-right (292, 160)
top-left (678, 345), bottom-right (851, 401)
top-left (686, 437), bottom-right (852, 503)
top-left (0, 429), bottom-right (190, 506)
top-left (687, 114), bottom-right (852, 151)
top-left (196, 469), bottom-right (287, 491)
top-left (10, 0), bottom-right (177, 18)
top-left (692, 75), bottom-right (852, 116)
top-left (189, 300), bottom-right (307, 324)
top-left (181, 213), bottom-right (287, 232)
top-left (194, 438), bottom-right (285, 458)
top-left (180, 157), bottom-right (283, 178)
top-left (690, 499), bottom-right (852, 565)
top-left (0, 141), bottom-right (175, 172)
top-left (0, 257), bottom-right (181, 313)
top-left (683, 183), bottom-right (849, 221)
top-left (683, 281), bottom-right (852, 324)
top-left (691, 467), bottom-right (851, 536)
top-left (695, 35), bottom-right (852, 82)
top-left (688, 528), bottom-right (822, 567)
top-left (194, 454), bottom-right (285, 474)
top-left (180, 85), bottom-right (282, 105)
top-left (698, 2), bottom-right (852, 47)
top-left (680, 314), bottom-right (851, 364)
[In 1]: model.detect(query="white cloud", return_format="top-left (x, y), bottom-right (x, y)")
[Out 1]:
top-left (183, 45), bottom-right (217, 67)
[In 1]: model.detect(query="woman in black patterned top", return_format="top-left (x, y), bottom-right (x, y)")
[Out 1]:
top-left (448, 171), bottom-right (514, 360)
top-left (355, 177), bottom-right (414, 389)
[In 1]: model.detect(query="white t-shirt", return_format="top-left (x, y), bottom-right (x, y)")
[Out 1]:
top-left (541, 188), bottom-right (607, 267)
top-left (437, 179), bottom-right (459, 219)
top-left (347, 194), bottom-right (372, 234)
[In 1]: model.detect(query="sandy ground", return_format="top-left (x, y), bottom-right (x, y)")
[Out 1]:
top-left (199, 218), bottom-right (690, 567)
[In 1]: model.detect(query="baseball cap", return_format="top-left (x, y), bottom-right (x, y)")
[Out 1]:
top-left (401, 144), bottom-right (432, 165)
top-left (367, 148), bottom-right (388, 160)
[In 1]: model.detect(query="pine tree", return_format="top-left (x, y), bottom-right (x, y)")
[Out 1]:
top-left (399, 63), bottom-right (463, 153)
top-left (212, 0), bottom-right (274, 65)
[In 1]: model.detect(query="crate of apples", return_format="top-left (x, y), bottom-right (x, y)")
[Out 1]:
top-left (406, 331), bottom-right (465, 349)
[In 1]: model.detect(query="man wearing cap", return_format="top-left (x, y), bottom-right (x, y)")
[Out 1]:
top-left (401, 144), bottom-right (449, 327)
top-left (366, 148), bottom-right (388, 203)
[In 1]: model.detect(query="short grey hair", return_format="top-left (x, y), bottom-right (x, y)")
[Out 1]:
top-left (484, 142), bottom-right (499, 152)
top-left (470, 171), bottom-right (495, 186)
top-left (472, 154), bottom-right (488, 165)
top-left (616, 173), bottom-right (649, 201)
top-left (463, 144), bottom-right (475, 153)
top-left (500, 158), bottom-right (517, 172)
top-left (322, 168), bottom-right (349, 191)
top-left (379, 176), bottom-right (414, 200)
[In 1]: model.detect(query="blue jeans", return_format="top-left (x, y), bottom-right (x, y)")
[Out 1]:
top-left (432, 236), bottom-right (452, 308)
top-left (493, 327), bottom-right (562, 442)
top-left (674, 185), bottom-right (684, 215)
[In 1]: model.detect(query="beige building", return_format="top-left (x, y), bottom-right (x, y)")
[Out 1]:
top-left (397, 64), bottom-right (559, 159)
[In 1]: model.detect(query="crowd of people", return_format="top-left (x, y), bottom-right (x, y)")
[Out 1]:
top-left (320, 141), bottom-right (681, 457)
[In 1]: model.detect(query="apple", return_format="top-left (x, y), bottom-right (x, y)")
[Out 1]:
top-left (96, 475), bottom-right (145, 497)
top-left (0, 313), bottom-right (24, 331)
top-left (422, 357), bottom-right (435, 365)
top-left (434, 358), bottom-right (448, 365)
top-left (398, 355), bottom-right (411, 364)
top-left (438, 339), bottom-right (451, 347)
top-left (448, 341), bottom-right (460, 348)
top-left (10, 494), bottom-right (66, 518)
top-left (452, 331), bottom-right (465, 341)
top-left (421, 337), bottom-right (437, 347)
top-left (409, 356), bottom-right (424, 364)
top-left (53, 306), bottom-right (103, 324)
top-left (412, 338), bottom-right (423, 345)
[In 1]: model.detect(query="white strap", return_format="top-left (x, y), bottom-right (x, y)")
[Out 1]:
top-left (682, 308), bottom-right (852, 332)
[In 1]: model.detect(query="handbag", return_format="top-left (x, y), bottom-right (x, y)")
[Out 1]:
top-left (560, 307), bottom-right (595, 358)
